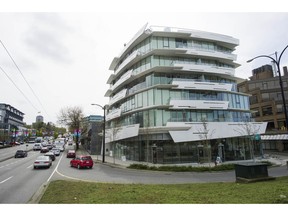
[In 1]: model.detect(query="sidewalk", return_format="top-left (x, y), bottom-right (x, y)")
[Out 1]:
top-left (76, 145), bottom-right (288, 168)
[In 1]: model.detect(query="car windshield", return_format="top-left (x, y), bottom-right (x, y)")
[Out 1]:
top-left (81, 156), bottom-right (92, 160)
top-left (17, 150), bottom-right (23, 152)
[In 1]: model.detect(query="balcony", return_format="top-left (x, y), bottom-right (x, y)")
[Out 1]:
top-left (172, 80), bottom-right (233, 91)
top-left (173, 63), bottom-right (235, 77)
top-left (169, 99), bottom-right (229, 110)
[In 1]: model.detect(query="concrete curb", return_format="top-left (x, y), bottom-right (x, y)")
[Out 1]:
top-left (28, 181), bottom-right (50, 204)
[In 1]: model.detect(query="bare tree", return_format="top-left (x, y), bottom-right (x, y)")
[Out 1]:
top-left (234, 120), bottom-right (261, 161)
top-left (197, 118), bottom-right (215, 166)
top-left (57, 106), bottom-right (84, 150)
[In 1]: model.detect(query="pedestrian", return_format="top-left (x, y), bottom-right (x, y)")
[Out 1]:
top-left (215, 156), bottom-right (222, 165)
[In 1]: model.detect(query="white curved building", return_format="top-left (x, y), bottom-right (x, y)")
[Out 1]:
top-left (105, 24), bottom-right (267, 164)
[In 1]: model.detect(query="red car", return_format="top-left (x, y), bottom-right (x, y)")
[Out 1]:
top-left (66, 150), bottom-right (76, 158)
top-left (70, 155), bottom-right (93, 169)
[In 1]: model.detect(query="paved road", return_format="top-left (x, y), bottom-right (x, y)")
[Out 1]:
top-left (51, 146), bottom-right (288, 184)
top-left (0, 148), bottom-right (62, 203)
top-left (1, 144), bottom-right (288, 203)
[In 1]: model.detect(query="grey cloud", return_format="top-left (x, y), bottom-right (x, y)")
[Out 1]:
top-left (24, 13), bottom-right (73, 64)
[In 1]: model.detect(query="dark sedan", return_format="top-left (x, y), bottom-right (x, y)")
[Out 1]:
top-left (66, 150), bottom-right (76, 158)
top-left (14, 150), bottom-right (28, 158)
top-left (44, 152), bottom-right (56, 161)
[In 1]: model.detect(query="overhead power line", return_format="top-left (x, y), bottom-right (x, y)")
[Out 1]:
top-left (0, 40), bottom-right (51, 120)
top-left (0, 65), bottom-right (39, 112)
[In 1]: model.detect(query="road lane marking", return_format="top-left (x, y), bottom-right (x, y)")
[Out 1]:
top-left (27, 164), bottom-right (33, 169)
top-left (55, 169), bottom-right (96, 182)
top-left (0, 176), bottom-right (13, 184)
top-left (47, 153), bottom-right (64, 182)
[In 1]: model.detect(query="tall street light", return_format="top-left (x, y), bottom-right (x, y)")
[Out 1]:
top-left (91, 103), bottom-right (106, 163)
top-left (247, 45), bottom-right (288, 129)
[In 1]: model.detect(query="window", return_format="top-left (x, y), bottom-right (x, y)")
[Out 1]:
top-left (163, 37), bottom-right (169, 48)
top-left (276, 104), bottom-right (283, 113)
top-left (262, 106), bottom-right (273, 116)
top-left (261, 93), bottom-right (269, 101)
top-left (262, 82), bottom-right (268, 89)
top-left (248, 83), bottom-right (256, 91)
top-left (175, 38), bottom-right (187, 48)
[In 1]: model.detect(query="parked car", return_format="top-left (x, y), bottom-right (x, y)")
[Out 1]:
top-left (14, 150), bottom-right (28, 158)
top-left (34, 156), bottom-right (52, 169)
top-left (33, 143), bottom-right (42, 151)
top-left (50, 148), bottom-right (60, 156)
top-left (40, 146), bottom-right (49, 153)
top-left (70, 155), bottom-right (93, 169)
top-left (66, 150), bottom-right (76, 158)
top-left (44, 152), bottom-right (56, 161)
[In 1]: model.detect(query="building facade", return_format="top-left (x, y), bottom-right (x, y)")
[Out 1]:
top-left (81, 115), bottom-right (104, 155)
top-left (238, 65), bottom-right (288, 151)
top-left (104, 24), bottom-right (267, 164)
top-left (36, 115), bottom-right (44, 123)
top-left (0, 103), bottom-right (25, 143)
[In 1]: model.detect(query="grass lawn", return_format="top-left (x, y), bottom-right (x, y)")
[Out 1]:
top-left (39, 176), bottom-right (288, 204)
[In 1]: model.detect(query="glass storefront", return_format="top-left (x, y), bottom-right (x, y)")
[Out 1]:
top-left (108, 134), bottom-right (253, 164)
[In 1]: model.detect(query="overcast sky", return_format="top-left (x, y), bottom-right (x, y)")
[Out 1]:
top-left (1, 1), bottom-right (288, 126)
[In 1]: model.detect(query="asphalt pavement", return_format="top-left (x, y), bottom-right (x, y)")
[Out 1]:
top-left (78, 145), bottom-right (288, 169)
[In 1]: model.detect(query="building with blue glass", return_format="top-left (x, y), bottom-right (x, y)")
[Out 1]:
top-left (104, 24), bottom-right (267, 164)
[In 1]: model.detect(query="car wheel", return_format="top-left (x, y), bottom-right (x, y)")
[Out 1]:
top-left (77, 164), bottom-right (81, 169)
top-left (34, 166), bottom-right (37, 169)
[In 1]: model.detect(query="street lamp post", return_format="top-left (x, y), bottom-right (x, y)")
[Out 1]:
top-left (247, 45), bottom-right (288, 129)
top-left (91, 103), bottom-right (106, 163)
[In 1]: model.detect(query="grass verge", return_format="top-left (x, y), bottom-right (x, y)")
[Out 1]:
top-left (39, 176), bottom-right (288, 204)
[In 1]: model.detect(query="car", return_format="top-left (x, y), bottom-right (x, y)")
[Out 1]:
top-left (46, 143), bottom-right (53, 150)
top-left (66, 150), bottom-right (76, 158)
top-left (33, 143), bottom-right (42, 151)
top-left (14, 150), bottom-right (28, 158)
top-left (10, 141), bottom-right (20, 146)
top-left (55, 144), bottom-right (65, 152)
top-left (50, 148), bottom-right (60, 156)
top-left (44, 152), bottom-right (56, 161)
top-left (40, 146), bottom-right (49, 153)
top-left (70, 155), bottom-right (93, 169)
top-left (34, 155), bottom-right (52, 169)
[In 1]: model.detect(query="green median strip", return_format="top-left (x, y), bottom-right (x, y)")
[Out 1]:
top-left (39, 176), bottom-right (288, 204)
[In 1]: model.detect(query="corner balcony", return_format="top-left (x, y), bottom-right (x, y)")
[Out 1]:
top-left (106, 108), bottom-right (122, 121)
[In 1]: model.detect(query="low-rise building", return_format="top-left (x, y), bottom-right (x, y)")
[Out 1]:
top-left (0, 103), bottom-right (25, 143)
top-left (81, 115), bottom-right (104, 155)
top-left (238, 65), bottom-right (288, 151)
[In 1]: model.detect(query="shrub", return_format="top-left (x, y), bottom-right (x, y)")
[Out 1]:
top-left (127, 163), bottom-right (235, 172)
